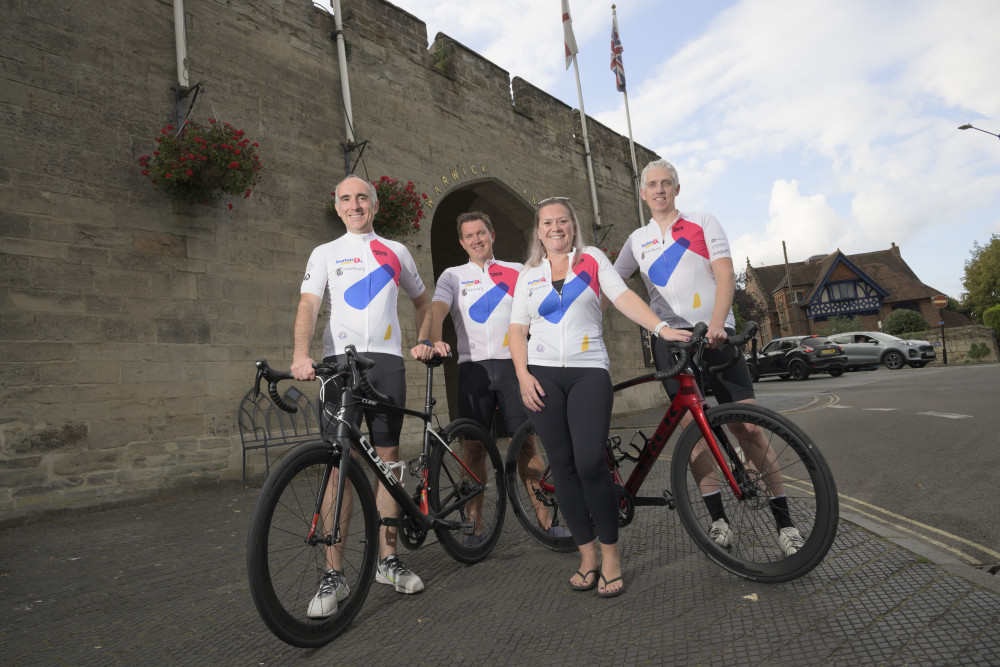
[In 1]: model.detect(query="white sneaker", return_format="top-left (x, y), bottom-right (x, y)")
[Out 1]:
top-left (709, 518), bottom-right (732, 549)
top-left (778, 527), bottom-right (805, 556)
top-left (307, 568), bottom-right (350, 619)
top-left (376, 555), bottom-right (424, 594)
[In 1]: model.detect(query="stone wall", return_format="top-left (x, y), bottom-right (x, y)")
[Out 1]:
top-left (0, 0), bottom-right (663, 525)
top-left (913, 326), bottom-right (999, 365)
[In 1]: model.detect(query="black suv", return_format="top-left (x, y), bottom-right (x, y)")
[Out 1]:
top-left (748, 335), bottom-right (848, 382)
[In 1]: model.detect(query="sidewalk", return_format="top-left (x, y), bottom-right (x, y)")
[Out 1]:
top-left (2, 400), bottom-right (999, 664)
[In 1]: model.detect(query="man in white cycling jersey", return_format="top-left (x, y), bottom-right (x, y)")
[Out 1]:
top-left (293, 175), bottom-right (432, 618)
top-left (416, 211), bottom-right (570, 541)
top-left (614, 159), bottom-right (805, 557)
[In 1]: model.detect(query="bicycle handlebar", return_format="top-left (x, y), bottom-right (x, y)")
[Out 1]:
top-left (652, 320), bottom-right (759, 382)
top-left (254, 345), bottom-right (389, 414)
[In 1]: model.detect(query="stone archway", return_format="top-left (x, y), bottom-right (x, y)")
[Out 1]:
top-left (428, 179), bottom-right (535, 429)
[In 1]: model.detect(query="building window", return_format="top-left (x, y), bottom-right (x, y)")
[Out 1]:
top-left (827, 281), bottom-right (856, 301)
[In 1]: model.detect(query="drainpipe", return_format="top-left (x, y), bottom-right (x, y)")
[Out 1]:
top-left (332, 0), bottom-right (356, 175)
top-left (173, 0), bottom-right (190, 91)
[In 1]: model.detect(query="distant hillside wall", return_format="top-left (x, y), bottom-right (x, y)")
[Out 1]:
top-left (0, 0), bottom-right (661, 525)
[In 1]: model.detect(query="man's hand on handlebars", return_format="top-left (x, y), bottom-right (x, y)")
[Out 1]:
top-left (291, 356), bottom-right (316, 381)
top-left (705, 322), bottom-right (728, 349)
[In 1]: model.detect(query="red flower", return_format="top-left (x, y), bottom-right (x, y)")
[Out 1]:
top-left (228, 203), bottom-right (233, 210)
top-left (185, 169), bottom-right (193, 176)
top-left (142, 169), bottom-right (149, 176)
top-left (165, 173), bottom-right (172, 179)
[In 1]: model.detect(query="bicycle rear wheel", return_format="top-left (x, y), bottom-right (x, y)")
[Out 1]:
top-left (246, 441), bottom-right (378, 648)
top-left (670, 403), bottom-right (838, 583)
top-left (428, 418), bottom-right (506, 564)
top-left (503, 421), bottom-right (576, 553)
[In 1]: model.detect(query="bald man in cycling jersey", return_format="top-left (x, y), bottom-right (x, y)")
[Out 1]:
top-left (614, 159), bottom-right (804, 557)
top-left (294, 175), bottom-right (431, 618)
top-left (416, 211), bottom-right (570, 541)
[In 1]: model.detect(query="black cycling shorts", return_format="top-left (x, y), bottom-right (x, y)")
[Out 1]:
top-left (322, 352), bottom-right (405, 448)
top-left (651, 328), bottom-right (755, 404)
top-left (457, 359), bottom-right (528, 436)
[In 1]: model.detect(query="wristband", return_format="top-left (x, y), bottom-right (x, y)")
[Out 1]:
top-left (417, 339), bottom-right (433, 347)
top-left (653, 321), bottom-right (669, 337)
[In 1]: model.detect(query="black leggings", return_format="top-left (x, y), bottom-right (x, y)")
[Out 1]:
top-left (527, 365), bottom-right (617, 546)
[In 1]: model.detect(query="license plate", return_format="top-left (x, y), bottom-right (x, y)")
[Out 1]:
top-left (820, 348), bottom-right (836, 355)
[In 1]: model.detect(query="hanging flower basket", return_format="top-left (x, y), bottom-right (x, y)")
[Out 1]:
top-left (326, 176), bottom-right (427, 240)
top-left (138, 118), bottom-right (262, 206)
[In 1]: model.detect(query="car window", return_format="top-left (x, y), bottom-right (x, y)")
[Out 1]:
top-left (830, 335), bottom-right (849, 344)
top-left (780, 341), bottom-right (794, 351)
top-left (810, 337), bottom-right (833, 345)
top-left (761, 341), bottom-right (779, 354)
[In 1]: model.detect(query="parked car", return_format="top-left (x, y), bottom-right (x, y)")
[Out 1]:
top-left (827, 331), bottom-right (936, 370)
top-left (747, 335), bottom-right (848, 382)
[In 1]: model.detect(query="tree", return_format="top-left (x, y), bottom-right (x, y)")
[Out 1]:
top-left (733, 270), bottom-right (768, 338)
top-left (983, 304), bottom-right (1000, 339)
top-left (961, 233), bottom-right (1000, 322)
top-left (814, 315), bottom-right (861, 337)
top-left (883, 309), bottom-right (929, 336)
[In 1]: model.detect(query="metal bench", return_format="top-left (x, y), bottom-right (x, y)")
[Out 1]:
top-left (237, 384), bottom-right (322, 484)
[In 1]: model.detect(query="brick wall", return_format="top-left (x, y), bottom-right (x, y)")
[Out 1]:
top-left (0, 0), bottom-right (662, 525)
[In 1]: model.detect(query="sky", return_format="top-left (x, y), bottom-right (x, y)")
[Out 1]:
top-left (319, 0), bottom-right (1000, 300)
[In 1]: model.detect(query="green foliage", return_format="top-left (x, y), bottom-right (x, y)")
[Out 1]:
top-left (733, 271), bottom-right (768, 335)
top-left (813, 315), bottom-right (861, 337)
top-left (961, 233), bottom-right (1000, 322)
top-left (883, 309), bottom-right (929, 336)
top-left (326, 176), bottom-right (427, 241)
top-left (983, 304), bottom-right (1000, 339)
top-left (967, 342), bottom-right (990, 361)
top-left (139, 118), bottom-right (262, 206)
top-left (946, 296), bottom-right (961, 311)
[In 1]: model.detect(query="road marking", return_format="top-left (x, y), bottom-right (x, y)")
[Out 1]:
top-left (827, 405), bottom-right (852, 409)
top-left (782, 480), bottom-right (1000, 565)
top-left (836, 492), bottom-right (1000, 564)
top-left (863, 408), bottom-right (896, 411)
top-left (917, 411), bottom-right (972, 419)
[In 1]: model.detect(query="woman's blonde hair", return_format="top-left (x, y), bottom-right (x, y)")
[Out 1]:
top-left (525, 197), bottom-right (586, 268)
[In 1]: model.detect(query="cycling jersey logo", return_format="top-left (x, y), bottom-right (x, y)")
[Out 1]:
top-left (647, 222), bottom-right (710, 287)
top-left (537, 254), bottom-right (599, 324)
top-left (337, 331), bottom-right (348, 339)
top-left (344, 239), bottom-right (401, 310)
top-left (468, 264), bottom-right (518, 323)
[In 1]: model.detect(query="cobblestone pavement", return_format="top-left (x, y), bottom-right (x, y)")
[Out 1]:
top-left (2, 398), bottom-right (998, 665)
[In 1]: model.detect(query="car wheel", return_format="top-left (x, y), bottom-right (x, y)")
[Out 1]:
top-left (883, 351), bottom-right (905, 370)
top-left (828, 367), bottom-right (845, 377)
top-left (788, 360), bottom-right (809, 381)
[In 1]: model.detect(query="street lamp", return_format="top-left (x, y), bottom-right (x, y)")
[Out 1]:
top-left (958, 123), bottom-right (1000, 140)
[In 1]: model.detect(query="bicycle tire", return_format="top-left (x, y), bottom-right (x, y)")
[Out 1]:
top-left (670, 403), bottom-right (838, 583)
top-left (503, 421), bottom-right (576, 553)
top-left (246, 441), bottom-right (378, 648)
top-left (428, 418), bottom-right (506, 564)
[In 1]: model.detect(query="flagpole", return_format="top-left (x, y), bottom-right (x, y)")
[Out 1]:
top-left (571, 54), bottom-right (603, 241)
top-left (611, 4), bottom-right (645, 229)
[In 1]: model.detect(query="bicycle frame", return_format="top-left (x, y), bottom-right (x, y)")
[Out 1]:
top-left (308, 363), bottom-right (487, 547)
top-left (611, 368), bottom-right (745, 504)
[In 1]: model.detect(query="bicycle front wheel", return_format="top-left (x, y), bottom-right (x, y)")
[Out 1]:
top-left (503, 421), bottom-right (576, 553)
top-left (246, 441), bottom-right (378, 648)
top-left (671, 403), bottom-right (838, 583)
top-left (428, 418), bottom-right (506, 564)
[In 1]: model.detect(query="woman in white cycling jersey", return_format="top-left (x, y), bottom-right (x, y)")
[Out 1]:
top-left (509, 197), bottom-right (689, 598)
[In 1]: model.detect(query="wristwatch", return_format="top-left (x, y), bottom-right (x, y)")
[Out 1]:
top-left (417, 339), bottom-right (433, 347)
top-left (652, 321), bottom-right (669, 337)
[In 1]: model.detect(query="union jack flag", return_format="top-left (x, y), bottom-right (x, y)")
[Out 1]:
top-left (610, 13), bottom-right (626, 92)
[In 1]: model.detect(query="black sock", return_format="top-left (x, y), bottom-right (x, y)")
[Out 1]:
top-left (702, 491), bottom-right (728, 523)
top-left (769, 495), bottom-right (793, 530)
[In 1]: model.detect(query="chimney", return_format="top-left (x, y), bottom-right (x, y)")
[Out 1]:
top-left (890, 242), bottom-right (900, 256)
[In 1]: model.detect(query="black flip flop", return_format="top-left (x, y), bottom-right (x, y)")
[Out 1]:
top-left (596, 573), bottom-right (625, 598)
top-left (569, 568), bottom-right (600, 591)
